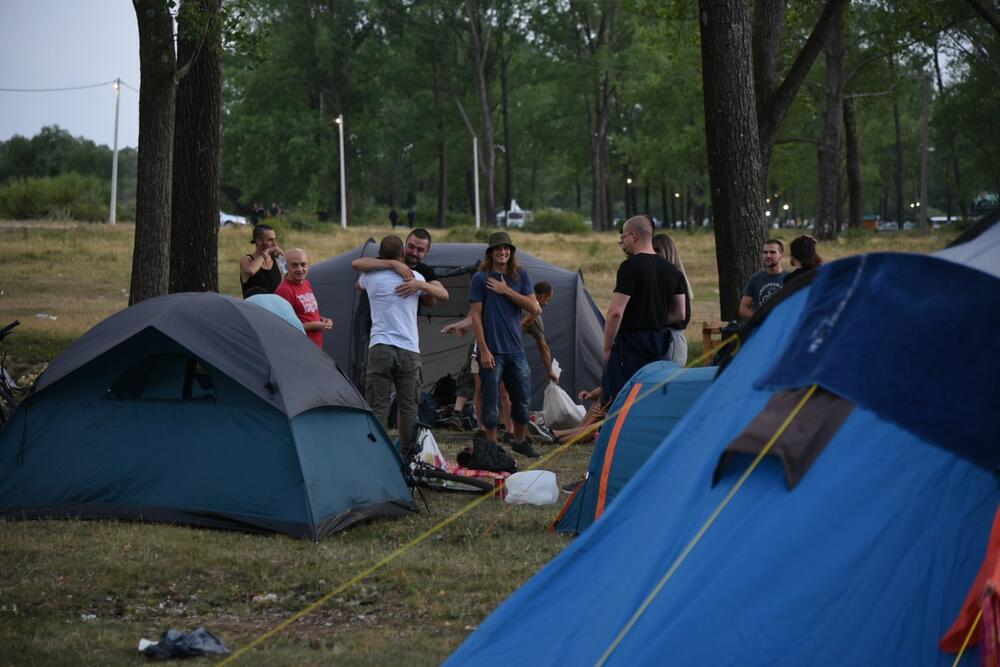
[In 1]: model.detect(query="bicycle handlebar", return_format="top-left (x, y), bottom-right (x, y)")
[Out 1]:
top-left (0, 320), bottom-right (20, 341)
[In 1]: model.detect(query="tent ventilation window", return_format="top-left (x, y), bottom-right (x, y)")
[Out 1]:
top-left (713, 386), bottom-right (854, 490)
top-left (106, 355), bottom-right (216, 402)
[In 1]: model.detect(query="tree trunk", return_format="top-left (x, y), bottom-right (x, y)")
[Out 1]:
top-left (465, 0), bottom-right (496, 226)
top-left (432, 52), bottom-right (447, 228)
top-left (893, 93), bottom-right (904, 225)
top-left (644, 182), bottom-right (650, 216)
top-left (661, 180), bottom-right (668, 223)
top-left (844, 95), bottom-right (863, 229)
top-left (814, 5), bottom-right (844, 241)
top-left (699, 0), bottom-right (766, 320)
top-left (500, 54), bottom-right (514, 215)
top-left (170, 0), bottom-right (221, 294)
top-left (131, 0), bottom-right (177, 305)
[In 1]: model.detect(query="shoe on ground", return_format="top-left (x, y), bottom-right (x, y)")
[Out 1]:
top-left (527, 416), bottom-right (554, 443)
top-left (511, 440), bottom-right (541, 458)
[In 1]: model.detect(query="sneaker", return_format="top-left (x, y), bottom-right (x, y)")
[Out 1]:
top-left (511, 440), bottom-right (541, 458)
top-left (444, 414), bottom-right (465, 431)
top-left (527, 414), bottom-right (554, 443)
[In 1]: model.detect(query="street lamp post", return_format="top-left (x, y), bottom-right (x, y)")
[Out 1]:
top-left (109, 78), bottom-right (120, 225)
top-left (335, 115), bottom-right (347, 229)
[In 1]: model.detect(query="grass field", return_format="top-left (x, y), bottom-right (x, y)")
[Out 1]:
top-left (0, 220), bottom-right (959, 664)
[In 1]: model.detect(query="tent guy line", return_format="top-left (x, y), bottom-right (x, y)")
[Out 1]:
top-left (594, 384), bottom-right (819, 667)
top-left (953, 608), bottom-right (983, 667)
top-left (220, 338), bottom-right (742, 663)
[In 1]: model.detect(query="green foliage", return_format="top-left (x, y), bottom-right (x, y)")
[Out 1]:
top-left (445, 211), bottom-right (476, 229)
top-left (525, 208), bottom-right (590, 234)
top-left (0, 173), bottom-right (110, 221)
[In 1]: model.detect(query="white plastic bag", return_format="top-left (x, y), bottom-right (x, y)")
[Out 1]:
top-left (504, 470), bottom-right (559, 505)
top-left (414, 427), bottom-right (448, 469)
top-left (543, 381), bottom-right (586, 430)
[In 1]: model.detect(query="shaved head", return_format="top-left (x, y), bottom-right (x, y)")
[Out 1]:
top-left (286, 248), bottom-right (307, 263)
top-left (623, 216), bottom-right (653, 242)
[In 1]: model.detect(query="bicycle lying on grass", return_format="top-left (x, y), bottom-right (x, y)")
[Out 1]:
top-left (403, 427), bottom-right (495, 497)
top-left (0, 320), bottom-right (22, 429)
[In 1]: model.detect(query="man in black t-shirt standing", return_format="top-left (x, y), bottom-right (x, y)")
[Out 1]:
top-left (601, 216), bottom-right (687, 402)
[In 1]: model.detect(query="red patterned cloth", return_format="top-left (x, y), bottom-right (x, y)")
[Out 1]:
top-left (445, 462), bottom-right (510, 499)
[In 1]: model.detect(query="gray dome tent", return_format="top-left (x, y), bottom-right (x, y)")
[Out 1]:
top-left (309, 241), bottom-right (606, 410)
top-left (0, 293), bottom-right (415, 540)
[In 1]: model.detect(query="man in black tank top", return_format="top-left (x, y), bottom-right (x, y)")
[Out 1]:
top-left (240, 224), bottom-right (285, 298)
top-left (600, 216), bottom-right (687, 402)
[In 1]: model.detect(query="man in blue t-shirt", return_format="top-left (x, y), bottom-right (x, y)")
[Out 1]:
top-left (739, 239), bottom-right (788, 319)
top-left (469, 231), bottom-right (542, 459)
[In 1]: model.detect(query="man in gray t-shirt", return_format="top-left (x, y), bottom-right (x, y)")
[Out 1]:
top-left (739, 239), bottom-right (787, 319)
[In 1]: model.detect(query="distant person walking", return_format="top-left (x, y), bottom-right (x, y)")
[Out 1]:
top-left (739, 239), bottom-right (787, 319)
top-left (784, 235), bottom-right (823, 286)
top-left (389, 207), bottom-right (399, 229)
top-left (240, 224), bottom-right (284, 298)
top-left (653, 231), bottom-right (693, 365)
top-left (275, 249), bottom-right (332, 349)
top-left (406, 206), bottom-right (416, 227)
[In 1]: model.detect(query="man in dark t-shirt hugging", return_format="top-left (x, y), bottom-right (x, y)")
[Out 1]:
top-left (601, 216), bottom-right (687, 402)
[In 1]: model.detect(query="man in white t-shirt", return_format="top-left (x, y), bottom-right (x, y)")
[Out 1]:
top-left (357, 235), bottom-right (428, 457)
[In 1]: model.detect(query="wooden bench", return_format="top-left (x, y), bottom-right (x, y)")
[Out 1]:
top-left (701, 320), bottom-right (728, 366)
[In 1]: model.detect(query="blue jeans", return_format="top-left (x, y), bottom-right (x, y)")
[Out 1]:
top-left (479, 352), bottom-right (531, 431)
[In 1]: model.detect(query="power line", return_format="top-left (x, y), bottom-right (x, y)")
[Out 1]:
top-left (0, 80), bottom-right (139, 93)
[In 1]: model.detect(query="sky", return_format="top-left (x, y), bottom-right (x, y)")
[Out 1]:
top-left (0, 1), bottom-right (140, 149)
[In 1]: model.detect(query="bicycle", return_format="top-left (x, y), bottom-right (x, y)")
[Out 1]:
top-left (403, 426), bottom-right (495, 496)
top-left (0, 320), bottom-right (22, 429)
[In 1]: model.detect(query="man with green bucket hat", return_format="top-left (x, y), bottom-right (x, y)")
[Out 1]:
top-left (468, 231), bottom-right (543, 464)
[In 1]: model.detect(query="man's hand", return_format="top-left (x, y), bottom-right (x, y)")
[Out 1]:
top-left (395, 280), bottom-right (425, 297)
top-left (578, 388), bottom-right (600, 402)
top-left (441, 321), bottom-right (470, 336)
top-left (390, 260), bottom-right (414, 281)
top-left (320, 317), bottom-right (333, 331)
top-left (479, 348), bottom-right (495, 370)
top-left (486, 275), bottom-right (511, 296)
top-left (268, 245), bottom-right (284, 258)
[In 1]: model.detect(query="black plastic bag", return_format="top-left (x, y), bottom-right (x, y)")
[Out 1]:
top-left (139, 626), bottom-right (230, 660)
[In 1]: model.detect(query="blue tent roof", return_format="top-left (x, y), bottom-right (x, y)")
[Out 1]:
top-left (448, 251), bottom-right (1000, 665)
top-left (554, 361), bottom-right (715, 535)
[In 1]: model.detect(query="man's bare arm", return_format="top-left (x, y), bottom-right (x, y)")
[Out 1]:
top-left (351, 257), bottom-right (413, 280)
top-left (738, 295), bottom-right (754, 320)
top-left (603, 291), bottom-right (630, 361)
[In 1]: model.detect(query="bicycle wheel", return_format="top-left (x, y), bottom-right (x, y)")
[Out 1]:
top-left (421, 467), bottom-right (495, 494)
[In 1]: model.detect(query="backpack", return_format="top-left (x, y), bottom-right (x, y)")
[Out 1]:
top-left (431, 373), bottom-right (457, 409)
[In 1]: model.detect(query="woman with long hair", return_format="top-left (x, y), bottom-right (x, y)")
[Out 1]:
top-left (652, 232), bottom-right (693, 365)
top-left (784, 235), bottom-right (823, 285)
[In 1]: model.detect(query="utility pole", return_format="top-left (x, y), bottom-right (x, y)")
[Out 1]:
top-left (109, 78), bottom-right (120, 225)
top-left (335, 114), bottom-right (347, 229)
top-left (456, 99), bottom-right (482, 229)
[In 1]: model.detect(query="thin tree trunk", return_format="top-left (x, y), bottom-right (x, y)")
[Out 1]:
top-left (131, 0), bottom-right (177, 305)
top-left (432, 52), bottom-right (447, 228)
top-left (815, 5), bottom-right (844, 241)
top-left (893, 93), bottom-right (904, 225)
top-left (170, 0), bottom-right (221, 294)
top-left (844, 95), bottom-right (863, 229)
top-left (699, 0), bottom-right (766, 320)
top-left (465, 0), bottom-right (496, 225)
top-left (500, 54), bottom-right (514, 215)
top-left (661, 180), bottom-right (668, 223)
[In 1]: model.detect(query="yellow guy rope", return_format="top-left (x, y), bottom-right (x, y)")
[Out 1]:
top-left (594, 383), bottom-right (819, 667)
top-left (219, 336), bottom-right (740, 664)
top-left (952, 606), bottom-right (984, 667)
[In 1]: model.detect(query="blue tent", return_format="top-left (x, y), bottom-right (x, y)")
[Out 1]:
top-left (448, 245), bottom-right (1000, 665)
top-left (553, 362), bottom-right (715, 536)
top-left (0, 293), bottom-right (415, 540)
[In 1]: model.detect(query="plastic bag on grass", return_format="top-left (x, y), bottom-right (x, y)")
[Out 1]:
top-left (542, 369), bottom-right (586, 430)
top-left (504, 470), bottom-right (559, 505)
top-left (138, 626), bottom-right (229, 659)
